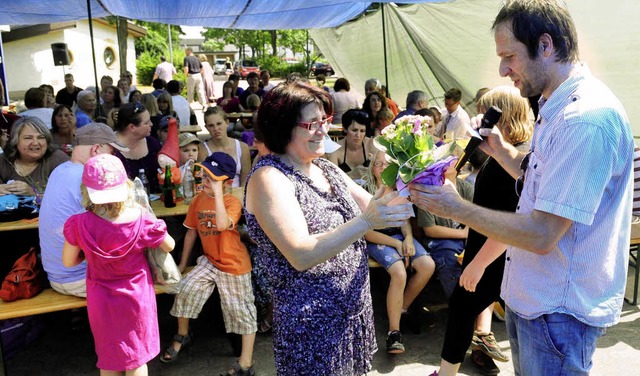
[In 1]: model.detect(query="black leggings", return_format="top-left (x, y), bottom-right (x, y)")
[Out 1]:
top-left (440, 253), bottom-right (506, 364)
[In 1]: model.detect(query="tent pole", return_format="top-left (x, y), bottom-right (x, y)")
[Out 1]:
top-left (381, 3), bottom-right (389, 96)
top-left (86, 0), bottom-right (101, 117)
top-left (168, 24), bottom-right (173, 64)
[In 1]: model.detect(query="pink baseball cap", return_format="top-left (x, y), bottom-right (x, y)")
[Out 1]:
top-left (82, 154), bottom-right (129, 204)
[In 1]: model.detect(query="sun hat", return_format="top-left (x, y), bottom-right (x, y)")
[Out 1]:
top-left (74, 122), bottom-right (129, 152)
top-left (82, 154), bottom-right (129, 204)
top-left (196, 152), bottom-right (236, 181)
top-left (179, 132), bottom-right (201, 148)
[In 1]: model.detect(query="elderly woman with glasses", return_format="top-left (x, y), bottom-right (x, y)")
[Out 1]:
top-left (325, 109), bottom-right (376, 184)
top-left (432, 85), bottom-right (533, 376)
top-left (0, 116), bottom-right (69, 196)
top-left (245, 81), bottom-right (413, 375)
top-left (113, 102), bottom-right (161, 193)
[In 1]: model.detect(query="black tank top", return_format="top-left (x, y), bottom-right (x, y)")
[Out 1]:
top-left (338, 142), bottom-right (370, 173)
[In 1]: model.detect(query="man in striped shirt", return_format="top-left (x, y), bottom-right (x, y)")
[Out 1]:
top-left (410, 1), bottom-right (633, 375)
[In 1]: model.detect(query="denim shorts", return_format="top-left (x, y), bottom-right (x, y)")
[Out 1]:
top-left (366, 233), bottom-right (429, 269)
top-left (506, 306), bottom-right (605, 376)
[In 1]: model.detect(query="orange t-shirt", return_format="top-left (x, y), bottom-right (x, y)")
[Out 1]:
top-left (184, 192), bottom-right (251, 275)
top-left (386, 97), bottom-right (400, 116)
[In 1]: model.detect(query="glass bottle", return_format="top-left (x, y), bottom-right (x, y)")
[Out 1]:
top-left (163, 165), bottom-right (176, 208)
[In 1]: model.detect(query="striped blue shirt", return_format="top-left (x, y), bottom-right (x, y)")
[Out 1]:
top-left (501, 64), bottom-right (633, 327)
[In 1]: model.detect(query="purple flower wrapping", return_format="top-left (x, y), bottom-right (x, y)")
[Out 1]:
top-left (396, 156), bottom-right (457, 193)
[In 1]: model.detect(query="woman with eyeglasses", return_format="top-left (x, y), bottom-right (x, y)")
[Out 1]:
top-left (113, 102), bottom-right (161, 193)
top-left (362, 149), bottom-right (436, 354)
top-left (433, 86), bottom-right (532, 376)
top-left (245, 81), bottom-right (413, 375)
top-left (326, 109), bottom-right (375, 184)
top-left (198, 106), bottom-right (250, 188)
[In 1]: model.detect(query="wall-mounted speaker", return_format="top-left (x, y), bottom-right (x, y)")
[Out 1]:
top-left (51, 43), bottom-right (70, 66)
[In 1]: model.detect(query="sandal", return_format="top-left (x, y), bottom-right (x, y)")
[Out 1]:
top-left (220, 360), bottom-right (255, 376)
top-left (160, 333), bottom-right (192, 363)
top-left (257, 318), bottom-right (272, 333)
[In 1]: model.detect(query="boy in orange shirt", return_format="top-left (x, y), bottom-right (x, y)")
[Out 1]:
top-left (162, 152), bottom-right (256, 376)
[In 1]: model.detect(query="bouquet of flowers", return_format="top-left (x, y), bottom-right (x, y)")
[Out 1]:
top-left (375, 115), bottom-right (457, 193)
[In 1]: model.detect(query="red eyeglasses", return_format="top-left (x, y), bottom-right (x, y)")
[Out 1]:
top-left (297, 116), bottom-right (333, 132)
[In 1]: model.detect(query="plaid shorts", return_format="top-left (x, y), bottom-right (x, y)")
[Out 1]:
top-left (170, 255), bottom-right (257, 335)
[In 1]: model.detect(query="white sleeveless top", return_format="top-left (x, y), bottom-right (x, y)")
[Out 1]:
top-left (203, 138), bottom-right (243, 188)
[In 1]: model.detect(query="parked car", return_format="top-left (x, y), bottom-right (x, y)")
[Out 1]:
top-left (233, 59), bottom-right (260, 79)
top-left (310, 62), bottom-right (334, 77)
top-left (214, 58), bottom-right (227, 75)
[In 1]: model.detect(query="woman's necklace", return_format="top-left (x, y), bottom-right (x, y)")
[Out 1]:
top-left (14, 160), bottom-right (38, 177)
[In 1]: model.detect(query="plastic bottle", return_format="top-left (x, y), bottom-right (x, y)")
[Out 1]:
top-left (138, 168), bottom-right (150, 196)
top-left (183, 163), bottom-right (195, 204)
top-left (163, 166), bottom-right (176, 208)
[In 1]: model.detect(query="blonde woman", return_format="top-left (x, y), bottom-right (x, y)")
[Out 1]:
top-left (198, 106), bottom-right (251, 188)
top-left (433, 85), bottom-right (533, 376)
top-left (362, 150), bottom-right (436, 353)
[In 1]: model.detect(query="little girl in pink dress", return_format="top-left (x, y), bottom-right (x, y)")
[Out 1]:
top-left (62, 154), bottom-right (175, 375)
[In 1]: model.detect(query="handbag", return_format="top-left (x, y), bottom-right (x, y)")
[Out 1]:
top-left (131, 177), bottom-right (182, 291)
top-left (0, 247), bottom-right (44, 302)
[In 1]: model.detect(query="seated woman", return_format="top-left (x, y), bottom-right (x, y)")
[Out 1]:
top-left (326, 109), bottom-right (375, 184)
top-left (140, 93), bottom-right (162, 139)
top-left (363, 91), bottom-right (388, 132)
top-left (216, 81), bottom-right (241, 113)
top-left (128, 89), bottom-right (142, 104)
top-left (100, 85), bottom-right (121, 116)
top-left (331, 77), bottom-right (359, 125)
top-left (113, 102), bottom-right (161, 193)
top-left (198, 106), bottom-right (251, 188)
top-left (157, 93), bottom-right (179, 121)
top-left (363, 150), bottom-right (436, 354)
top-left (51, 105), bottom-right (76, 148)
top-left (0, 116), bottom-right (69, 196)
top-left (38, 84), bottom-right (56, 109)
top-left (75, 90), bottom-right (97, 128)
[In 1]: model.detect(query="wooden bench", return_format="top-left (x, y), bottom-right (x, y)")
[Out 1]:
top-left (0, 267), bottom-right (193, 376)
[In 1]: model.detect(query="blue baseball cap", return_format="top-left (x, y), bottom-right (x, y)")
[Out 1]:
top-left (196, 152), bottom-right (236, 181)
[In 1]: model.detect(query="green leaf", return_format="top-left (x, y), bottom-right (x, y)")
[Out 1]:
top-left (376, 136), bottom-right (391, 151)
top-left (399, 164), bottom-right (416, 183)
top-left (381, 163), bottom-right (399, 187)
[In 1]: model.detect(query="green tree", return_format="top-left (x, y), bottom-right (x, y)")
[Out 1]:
top-left (133, 21), bottom-right (183, 57)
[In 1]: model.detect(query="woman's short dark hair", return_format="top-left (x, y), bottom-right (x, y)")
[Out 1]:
top-left (115, 102), bottom-right (146, 132)
top-left (341, 109), bottom-right (370, 132)
top-left (333, 78), bottom-right (350, 92)
top-left (256, 82), bottom-right (332, 155)
top-left (493, 0), bottom-right (579, 64)
top-left (5, 116), bottom-right (55, 162)
top-left (51, 104), bottom-right (73, 134)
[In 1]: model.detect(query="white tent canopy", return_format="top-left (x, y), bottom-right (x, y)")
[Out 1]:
top-left (0, 0), bottom-right (638, 133)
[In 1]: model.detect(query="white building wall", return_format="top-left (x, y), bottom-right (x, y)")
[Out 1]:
top-left (3, 20), bottom-right (137, 97)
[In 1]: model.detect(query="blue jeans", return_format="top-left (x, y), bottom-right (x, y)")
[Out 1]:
top-left (421, 239), bottom-right (463, 298)
top-left (506, 306), bottom-right (605, 376)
